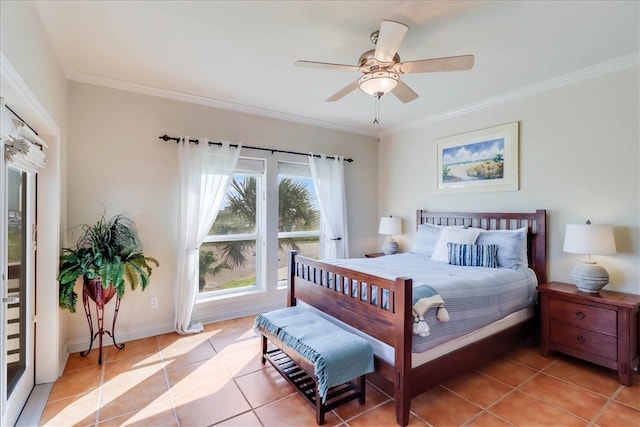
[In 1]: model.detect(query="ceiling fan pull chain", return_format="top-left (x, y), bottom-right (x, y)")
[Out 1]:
top-left (375, 93), bottom-right (381, 143)
top-left (373, 94), bottom-right (379, 124)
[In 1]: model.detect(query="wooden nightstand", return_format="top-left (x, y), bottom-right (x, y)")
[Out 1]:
top-left (538, 282), bottom-right (640, 386)
top-left (364, 252), bottom-right (385, 258)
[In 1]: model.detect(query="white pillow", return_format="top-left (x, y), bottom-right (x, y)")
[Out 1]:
top-left (431, 227), bottom-right (481, 262)
top-left (411, 224), bottom-right (464, 257)
top-left (475, 226), bottom-right (528, 269)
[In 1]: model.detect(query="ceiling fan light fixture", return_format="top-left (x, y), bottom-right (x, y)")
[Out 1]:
top-left (358, 71), bottom-right (399, 96)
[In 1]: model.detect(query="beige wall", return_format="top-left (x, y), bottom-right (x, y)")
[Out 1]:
top-left (379, 65), bottom-right (639, 295)
top-left (3, 0), bottom-right (638, 379)
top-left (1, 1), bottom-right (67, 382)
top-left (65, 81), bottom-right (378, 351)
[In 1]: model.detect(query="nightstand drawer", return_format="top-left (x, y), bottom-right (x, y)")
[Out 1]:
top-left (549, 298), bottom-right (616, 336)
top-left (550, 321), bottom-right (617, 360)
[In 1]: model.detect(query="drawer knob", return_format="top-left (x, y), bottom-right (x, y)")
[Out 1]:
top-left (576, 335), bottom-right (586, 344)
top-left (575, 311), bottom-right (586, 320)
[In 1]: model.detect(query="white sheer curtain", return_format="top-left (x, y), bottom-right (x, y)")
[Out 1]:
top-left (309, 153), bottom-right (349, 260)
top-left (174, 137), bottom-right (241, 334)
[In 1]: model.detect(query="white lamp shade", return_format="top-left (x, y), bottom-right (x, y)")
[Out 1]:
top-left (379, 216), bottom-right (401, 235)
top-left (563, 224), bottom-right (616, 255)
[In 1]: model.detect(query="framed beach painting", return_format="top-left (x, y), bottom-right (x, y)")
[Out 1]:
top-left (436, 122), bottom-right (519, 193)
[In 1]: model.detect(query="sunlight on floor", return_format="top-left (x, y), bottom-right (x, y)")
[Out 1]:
top-left (38, 315), bottom-right (640, 426)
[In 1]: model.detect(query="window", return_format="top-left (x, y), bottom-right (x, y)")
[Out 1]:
top-left (196, 158), bottom-right (320, 296)
top-left (199, 158), bottom-right (264, 296)
top-left (277, 162), bottom-right (320, 284)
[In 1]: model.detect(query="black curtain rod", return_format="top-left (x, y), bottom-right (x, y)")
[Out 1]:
top-left (158, 134), bottom-right (353, 163)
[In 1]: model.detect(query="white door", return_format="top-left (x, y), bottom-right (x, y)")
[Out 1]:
top-left (1, 166), bottom-right (36, 427)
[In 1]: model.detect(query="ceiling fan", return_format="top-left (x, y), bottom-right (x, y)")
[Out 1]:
top-left (295, 20), bottom-right (475, 103)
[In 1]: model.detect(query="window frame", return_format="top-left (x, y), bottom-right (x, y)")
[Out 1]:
top-left (276, 161), bottom-right (321, 287)
top-left (197, 159), bottom-right (265, 299)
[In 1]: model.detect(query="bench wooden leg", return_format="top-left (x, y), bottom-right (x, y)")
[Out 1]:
top-left (358, 375), bottom-right (366, 405)
top-left (315, 386), bottom-right (324, 425)
top-left (261, 334), bottom-right (267, 364)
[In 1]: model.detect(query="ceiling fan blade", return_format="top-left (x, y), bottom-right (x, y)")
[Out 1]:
top-left (295, 60), bottom-right (360, 72)
top-left (374, 20), bottom-right (409, 63)
top-left (326, 79), bottom-right (360, 102)
top-left (395, 54), bottom-right (475, 74)
top-left (391, 80), bottom-right (419, 104)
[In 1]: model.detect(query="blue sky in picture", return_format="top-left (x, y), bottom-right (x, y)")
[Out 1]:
top-left (442, 138), bottom-right (504, 166)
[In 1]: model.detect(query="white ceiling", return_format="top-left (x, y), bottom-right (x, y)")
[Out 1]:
top-left (34, 1), bottom-right (639, 136)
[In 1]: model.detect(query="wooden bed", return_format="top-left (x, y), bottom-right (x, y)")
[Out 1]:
top-left (286, 209), bottom-right (547, 426)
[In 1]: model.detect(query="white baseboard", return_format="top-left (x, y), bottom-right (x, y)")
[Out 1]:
top-left (58, 342), bottom-right (69, 377)
top-left (63, 289), bottom-right (287, 355)
top-left (194, 298), bottom-right (286, 326)
top-left (64, 321), bottom-right (174, 355)
top-left (192, 287), bottom-right (288, 325)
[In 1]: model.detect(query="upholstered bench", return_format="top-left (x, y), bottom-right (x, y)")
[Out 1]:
top-left (254, 306), bottom-right (374, 424)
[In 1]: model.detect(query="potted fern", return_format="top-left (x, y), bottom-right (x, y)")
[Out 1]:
top-left (57, 214), bottom-right (159, 312)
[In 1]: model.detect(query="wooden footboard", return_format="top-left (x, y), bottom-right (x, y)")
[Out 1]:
top-left (288, 209), bottom-right (547, 426)
top-left (287, 252), bottom-right (414, 424)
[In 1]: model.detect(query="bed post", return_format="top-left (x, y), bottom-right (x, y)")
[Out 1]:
top-left (534, 210), bottom-right (547, 284)
top-left (395, 277), bottom-right (413, 426)
top-left (287, 250), bottom-right (298, 307)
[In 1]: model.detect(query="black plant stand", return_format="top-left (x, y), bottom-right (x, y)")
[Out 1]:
top-left (79, 281), bottom-right (125, 364)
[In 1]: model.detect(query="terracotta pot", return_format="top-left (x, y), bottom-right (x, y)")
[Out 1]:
top-left (83, 278), bottom-right (116, 305)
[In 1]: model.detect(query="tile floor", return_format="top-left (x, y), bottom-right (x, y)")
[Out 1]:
top-left (39, 315), bottom-right (640, 427)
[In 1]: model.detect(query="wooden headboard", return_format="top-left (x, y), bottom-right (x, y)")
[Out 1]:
top-left (416, 209), bottom-right (547, 284)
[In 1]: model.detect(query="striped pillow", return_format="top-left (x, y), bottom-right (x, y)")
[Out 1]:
top-left (447, 243), bottom-right (499, 268)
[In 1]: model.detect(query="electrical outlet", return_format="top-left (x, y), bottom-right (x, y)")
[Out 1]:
top-left (150, 298), bottom-right (158, 309)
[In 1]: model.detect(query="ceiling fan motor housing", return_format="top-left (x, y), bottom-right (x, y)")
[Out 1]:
top-left (358, 49), bottom-right (401, 72)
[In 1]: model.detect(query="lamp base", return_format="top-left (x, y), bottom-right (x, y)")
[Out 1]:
top-left (569, 261), bottom-right (609, 293)
top-left (382, 239), bottom-right (399, 255)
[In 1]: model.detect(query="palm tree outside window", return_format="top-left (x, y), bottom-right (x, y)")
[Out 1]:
top-left (199, 173), bottom-right (262, 295)
top-left (197, 160), bottom-right (321, 295)
top-left (199, 157), bottom-right (264, 295)
top-left (277, 162), bottom-right (320, 285)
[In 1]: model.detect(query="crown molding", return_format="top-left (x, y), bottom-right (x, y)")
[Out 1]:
top-left (388, 53), bottom-right (640, 135)
top-left (69, 71), bottom-right (376, 137)
top-left (68, 53), bottom-right (638, 139)
top-left (1, 52), bottom-right (61, 135)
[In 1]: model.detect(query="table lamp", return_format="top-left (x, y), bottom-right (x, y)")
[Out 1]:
top-left (379, 216), bottom-right (401, 255)
top-left (563, 221), bottom-right (616, 293)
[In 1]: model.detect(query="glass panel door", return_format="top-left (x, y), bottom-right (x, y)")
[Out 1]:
top-left (6, 167), bottom-right (26, 395)
top-left (2, 167), bottom-right (35, 426)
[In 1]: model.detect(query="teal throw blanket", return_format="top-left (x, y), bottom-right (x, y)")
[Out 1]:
top-left (412, 285), bottom-right (450, 337)
top-left (255, 306), bottom-right (374, 402)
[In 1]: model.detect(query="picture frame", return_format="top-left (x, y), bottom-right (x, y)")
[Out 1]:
top-left (436, 122), bottom-right (519, 194)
